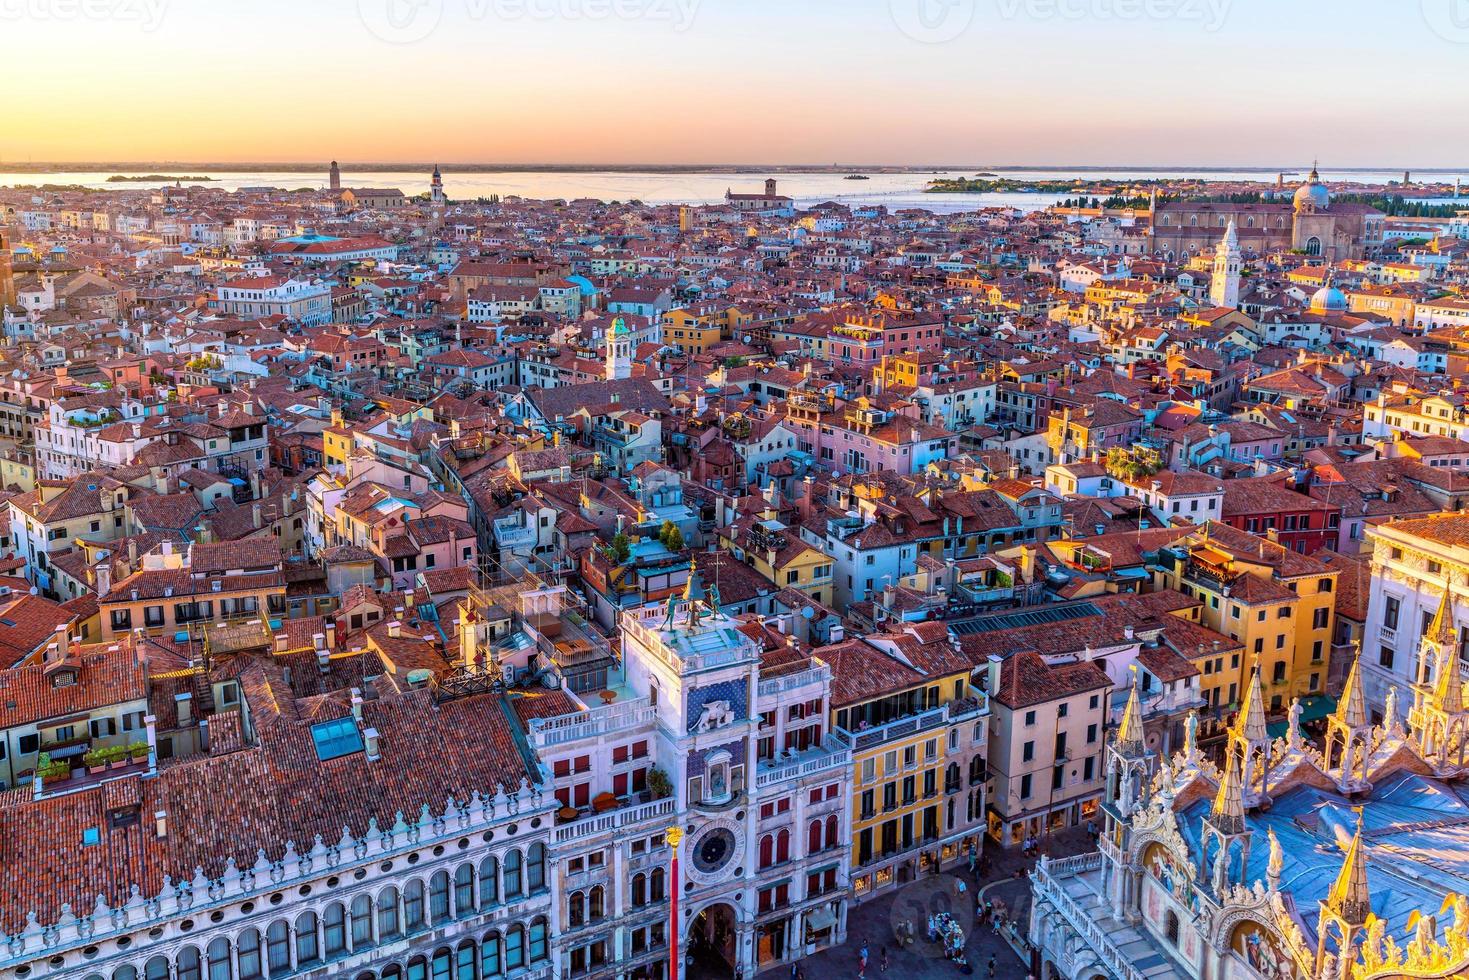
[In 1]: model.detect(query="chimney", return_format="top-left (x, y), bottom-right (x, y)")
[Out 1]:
top-left (325, 618), bottom-right (337, 650)
top-left (388, 621), bottom-right (402, 639)
top-left (1266, 527), bottom-right (1279, 544)
top-left (94, 561), bottom-right (111, 596)
top-left (985, 654), bottom-right (1002, 695)
top-left (252, 503), bottom-right (262, 529)
top-left (363, 727), bottom-right (381, 762)
top-left (274, 633), bottom-right (288, 653)
top-left (155, 810), bottom-right (168, 839)
top-left (350, 687), bottom-right (364, 724)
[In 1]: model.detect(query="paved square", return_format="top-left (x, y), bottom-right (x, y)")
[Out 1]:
top-left (786, 830), bottom-right (1094, 980)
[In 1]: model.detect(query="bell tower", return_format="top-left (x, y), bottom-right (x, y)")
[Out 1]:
top-left (606, 315), bottom-right (632, 381)
top-left (0, 228), bottom-right (15, 310)
top-left (431, 164), bottom-right (444, 207)
top-left (1210, 218), bottom-right (1241, 308)
top-left (329, 160), bottom-right (341, 192)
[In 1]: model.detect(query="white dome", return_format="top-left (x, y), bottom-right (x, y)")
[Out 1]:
top-left (1294, 169), bottom-right (1330, 212)
top-left (1310, 284), bottom-right (1347, 313)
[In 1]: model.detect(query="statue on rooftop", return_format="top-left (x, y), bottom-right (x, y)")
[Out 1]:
top-left (1287, 697), bottom-right (1304, 748)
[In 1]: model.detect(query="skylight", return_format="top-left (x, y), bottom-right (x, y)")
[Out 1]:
top-left (310, 717), bottom-right (363, 762)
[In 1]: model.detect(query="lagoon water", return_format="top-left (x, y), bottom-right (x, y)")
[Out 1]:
top-left (2, 168), bottom-right (1465, 214)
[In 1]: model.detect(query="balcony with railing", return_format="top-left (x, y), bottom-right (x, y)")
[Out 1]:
top-left (553, 795), bottom-right (676, 845)
top-left (526, 696), bottom-right (657, 749)
top-left (755, 729), bottom-right (853, 788)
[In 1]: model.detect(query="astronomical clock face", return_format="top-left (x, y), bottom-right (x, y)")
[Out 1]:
top-left (686, 819), bottom-right (743, 885)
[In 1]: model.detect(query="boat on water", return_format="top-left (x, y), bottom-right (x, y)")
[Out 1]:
top-left (844, 174), bottom-right (870, 180)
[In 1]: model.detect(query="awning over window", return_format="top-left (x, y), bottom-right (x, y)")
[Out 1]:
top-left (805, 907), bottom-right (837, 933)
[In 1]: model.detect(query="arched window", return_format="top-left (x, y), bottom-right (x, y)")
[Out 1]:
top-left (296, 911), bottom-right (321, 966)
top-left (237, 928), bottom-right (263, 980)
top-left (384, 968), bottom-right (403, 980)
top-left (430, 870), bottom-right (452, 924)
top-left (481, 932), bottom-right (502, 977)
top-left (1165, 911), bottom-right (1180, 944)
top-left (826, 813), bottom-right (839, 846)
top-left (207, 937), bottom-right (233, 980)
top-left (407, 957), bottom-right (428, 980)
top-left (324, 902), bottom-right (347, 957)
top-left (1190, 215), bottom-right (1198, 227)
top-left (267, 920), bottom-right (291, 976)
top-left (145, 957), bottom-right (170, 980)
top-left (589, 885), bottom-right (605, 920)
top-left (632, 872), bottom-right (647, 907)
top-left (569, 891), bottom-right (586, 927)
top-left (1306, 236), bottom-right (1322, 256)
top-left (527, 843), bottom-right (546, 893)
top-left (177, 947), bottom-right (202, 980)
top-left (454, 863), bottom-right (475, 915)
top-left (650, 867), bottom-right (666, 902)
top-left (1246, 216), bottom-right (1255, 228)
top-left (758, 834), bottom-right (773, 868)
top-left (350, 893), bottom-right (373, 949)
top-left (113, 968), bottom-right (139, 980)
top-left (503, 849), bottom-right (523, 899)
top-left (807, 819), bottom-right (823, 854)
top-left (529, 917), bottom-right (549, 963)
top-left (431, 948), bottom-right (452, 980)
top-left (378, 886), bottom-right (402, 940)
top-left (455, 940), bottom-right (477, 980)
top-left (478, 855), bottom-right (499, 908)
top-left (505, 926), bottom-right (525, 971)
top-left (405, 879), bottom-right (427, 933)
top-left (776, 828), bottom-right (791, 863)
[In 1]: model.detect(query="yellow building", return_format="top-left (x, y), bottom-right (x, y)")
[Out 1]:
top-left (821, 625), bottom-right (988, 900)
top-left (662, 305), bottom-right (748, 355)
top-left (717, 510), bottom-right (833, 605)
top-left (322, 410), bottom-right (355, 470)
top-left (1153, 522), bottom-right (1338, 735)
top-left (0, 451), bottom-right (36, 493)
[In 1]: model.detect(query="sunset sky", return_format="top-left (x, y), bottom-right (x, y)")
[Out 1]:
top-left (3, 0), bottom-right (1467, 166)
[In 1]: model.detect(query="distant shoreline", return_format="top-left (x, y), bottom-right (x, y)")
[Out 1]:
top-left (3, 162), bottom-right (1467, 175)
top-left (106, 174), bottom-right (214, 182)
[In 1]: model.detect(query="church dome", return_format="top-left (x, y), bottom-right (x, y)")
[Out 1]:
top-left (1309, 283), bottom-right (1347, 313)
top-left (1293, 166), bottom-right (1330, 212)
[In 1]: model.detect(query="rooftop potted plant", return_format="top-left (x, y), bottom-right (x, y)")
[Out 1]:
top-left (646, 766), bottom-right (672, 801)
top-left (35, 753), bottom-right (71, 784)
